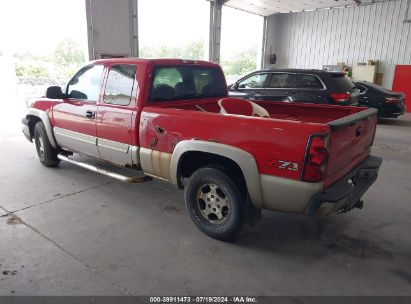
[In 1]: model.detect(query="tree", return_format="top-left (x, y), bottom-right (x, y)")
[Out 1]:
top-left (53, 38), bottom-right (85, 67)
top-left (140, 40), bottom-right (205, 60)
top-left (220, 48), bottom-right (257, 76)
top-left (182, 41), bottom-right (204, 59)
top-left (14, 53), bottom-right (52, 79)
top-left (13, 38), bottom-right (86, 83)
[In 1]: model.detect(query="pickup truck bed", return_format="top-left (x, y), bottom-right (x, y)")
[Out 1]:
top-left (22, 58), bottom-right (382, 240)
top-left (163, 99), bottom-right (360, 123)
top-left (142, 99), bottom-right (377, 193)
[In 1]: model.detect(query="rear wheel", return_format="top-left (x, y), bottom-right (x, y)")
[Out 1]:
top-left (34, 121), bottom-right (60, 167)
top-left (184, 167), bottom-right (244, 241)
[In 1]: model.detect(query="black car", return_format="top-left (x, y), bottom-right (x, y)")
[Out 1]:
top-left (228, 69), bottom-right (360, 106)
top-left (353, 81), bottom-right (405, 118)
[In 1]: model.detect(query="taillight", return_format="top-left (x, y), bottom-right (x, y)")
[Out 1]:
top-left (385, 97), bottom-right (400, 104)
top-left (331, 93), bottom-right (351, 103)
top-left (303, 134), bottom-right (330, 182)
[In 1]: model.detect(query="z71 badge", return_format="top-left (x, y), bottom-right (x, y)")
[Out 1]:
top-left (264, 159), bottom-right (299, 172)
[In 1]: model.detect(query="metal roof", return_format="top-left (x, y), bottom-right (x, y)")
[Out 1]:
top-left (224, 0), bottom-right (367, 16)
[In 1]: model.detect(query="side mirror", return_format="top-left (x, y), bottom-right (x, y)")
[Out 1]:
top-left (46, 86), bottom-right (64, 99)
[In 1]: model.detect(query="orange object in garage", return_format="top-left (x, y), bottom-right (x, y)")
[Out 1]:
top-left (392, 65), bottom-right (411, 113)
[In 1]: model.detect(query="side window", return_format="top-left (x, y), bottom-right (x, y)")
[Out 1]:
top-left (67, 65), bottom-right (104, 101)
top-left (266, 73), bottom-right (295, 88)
top-left (237, 74), bottom-right (267, 89)
top-left (296, 74), bottom-right (324, 89)
top-left (103, 64), bottom-right (136, 106)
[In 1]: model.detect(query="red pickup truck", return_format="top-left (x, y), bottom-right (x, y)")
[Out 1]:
top-left (22, 58), bottom-right (382, 240)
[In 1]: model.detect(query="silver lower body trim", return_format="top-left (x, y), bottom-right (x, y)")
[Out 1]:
top-left (98, 137), bottom-right (135, 166)
top-left (259, 174), bottom-right (324, 213)
top-left (54, 127), bottom-right (100, 158)
top-left (54, 127), bottom-right (139, 166)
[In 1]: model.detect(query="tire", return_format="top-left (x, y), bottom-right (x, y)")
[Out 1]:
top-left (34, 121), bottom-right (60, 167)
top-left (184, 167), bottom-right (244, 241)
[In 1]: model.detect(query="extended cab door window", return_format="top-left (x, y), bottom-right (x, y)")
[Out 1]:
top-left (67, 65), bottom-right (104, 101)
top-left (103, 64), bottom-right (136, 106)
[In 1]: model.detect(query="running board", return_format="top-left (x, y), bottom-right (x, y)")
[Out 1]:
top-left (57, 154), bottom-right (152, 183)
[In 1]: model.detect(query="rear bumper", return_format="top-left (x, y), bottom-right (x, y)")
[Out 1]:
top-left (305, 155), bottom-right (383, 216)
top-left (378, 105), bottom-right (405, 118)
top-left (22, 117), bottom-right (32, 142)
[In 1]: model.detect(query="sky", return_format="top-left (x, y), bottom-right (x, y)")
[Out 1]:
top-left (0, 0), bottom-right (88, 56)
top-left (0, 0), bottom-right (263, 60)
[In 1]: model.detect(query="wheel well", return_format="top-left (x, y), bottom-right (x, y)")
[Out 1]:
top-left (177, 151), bottom-right (247, 195)
top-left (27, 115), bottom-right (41, 138)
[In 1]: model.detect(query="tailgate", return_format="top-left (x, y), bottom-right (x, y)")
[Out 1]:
top-left (324, 108), bottom-right (378, 187)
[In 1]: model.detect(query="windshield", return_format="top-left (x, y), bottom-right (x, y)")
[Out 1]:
top-left (149, 66), bottom-right (226, 102)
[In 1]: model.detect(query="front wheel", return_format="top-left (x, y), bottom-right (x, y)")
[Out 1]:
top-left (184, 167), bottom-right (244, 241)
top-left (34, 121), bottom-right (60, 167)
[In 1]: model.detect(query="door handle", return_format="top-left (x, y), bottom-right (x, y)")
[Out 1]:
top-left (85, 110), bottom-right (95, 119)
top-left (287, 91), bottom-right (297, 95)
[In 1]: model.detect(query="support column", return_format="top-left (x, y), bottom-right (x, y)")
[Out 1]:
top-left (260, 16), bottom-right (268, 69)
top-left (85, 0), bottom-right (138, 60)
top-left (209, 0), bottom-right (224, 63)
top-left (130, 0), bottom-right (139, 57)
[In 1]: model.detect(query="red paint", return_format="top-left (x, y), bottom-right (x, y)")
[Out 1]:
top-left (28, 58), bottom-right (377, 185)
top-left (96, 62), bottom-right (138, 146)
top-left (392, 65), bottom-right (411, 113)
top-left (52, 99), bottom-right (98, 138)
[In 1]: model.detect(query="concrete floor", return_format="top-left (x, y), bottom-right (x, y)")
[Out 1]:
top-left (0, 111), bottom-right (410, 296)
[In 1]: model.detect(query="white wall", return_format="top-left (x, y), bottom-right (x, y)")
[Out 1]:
top-left (265, 0), bottom-right (411, 89)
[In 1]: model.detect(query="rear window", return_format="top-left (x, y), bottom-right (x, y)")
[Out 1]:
top-left (149, 66), bottom-right (226, 102)
top-left (330, 74), bottom-right (355, 91)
